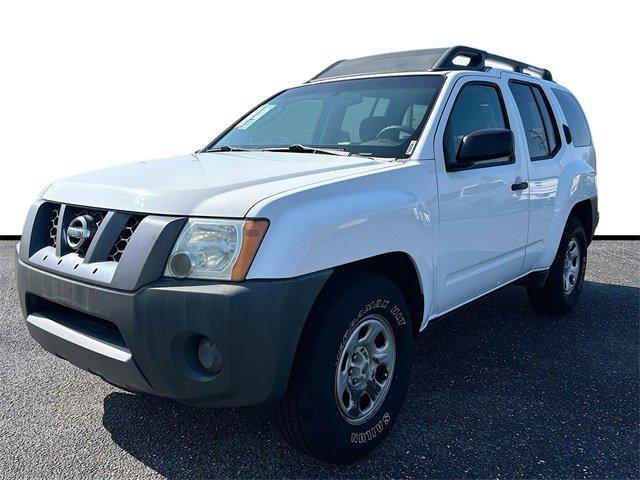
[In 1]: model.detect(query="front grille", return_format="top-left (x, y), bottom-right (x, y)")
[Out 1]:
top-left (108, 215), bottom-right (144, 262)
top-left (37, 203), bottom-right (145, 263)
top-left (25, 203), bottom-right (179, 290)
top-left (48, 205), bottom-right (60, 248)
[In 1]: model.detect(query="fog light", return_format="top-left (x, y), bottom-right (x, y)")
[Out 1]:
top-left (197, 338), bottom-right (223, 373)
top-left (169, 251), bottom-right (195, 278)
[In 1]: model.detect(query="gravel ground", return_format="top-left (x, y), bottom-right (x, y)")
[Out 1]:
top-left (1, 240), bottom-right (638, 479)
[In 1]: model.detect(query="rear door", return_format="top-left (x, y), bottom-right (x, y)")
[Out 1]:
top-left (504, 75), bottom-right (566, 271)
top-left (432, 76), bottom-right (530, 313)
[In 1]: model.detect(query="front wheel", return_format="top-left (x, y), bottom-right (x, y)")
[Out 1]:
top-left (527, 217), bottom-right (588, 313)
top-left (274, 272), bottom-right (413, 463)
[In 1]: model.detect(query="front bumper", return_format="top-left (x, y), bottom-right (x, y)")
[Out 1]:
top-left (17, 253), bottom-right (330, 408)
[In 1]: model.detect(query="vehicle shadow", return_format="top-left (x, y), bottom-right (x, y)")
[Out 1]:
top-left (102, 281), bottom-right (639, 479)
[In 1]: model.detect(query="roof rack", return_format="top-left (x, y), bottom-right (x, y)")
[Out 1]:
top-left (309, 45), bottom-right (553, 82)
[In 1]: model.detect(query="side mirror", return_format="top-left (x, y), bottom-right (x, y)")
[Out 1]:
top-left (456, 128), bottom-right (514, 166)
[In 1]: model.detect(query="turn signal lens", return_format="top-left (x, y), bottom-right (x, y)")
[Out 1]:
top-left (231, 220), bottom-right (269, 281)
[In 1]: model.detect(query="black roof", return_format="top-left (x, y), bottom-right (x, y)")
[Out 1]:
top-left (310, 46), bottom-right (553, 82)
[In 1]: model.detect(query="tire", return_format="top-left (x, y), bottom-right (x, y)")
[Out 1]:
top-left (274, 271), bottom-right (413, 463)
top-left (527, 216), bottom-right (588, 314)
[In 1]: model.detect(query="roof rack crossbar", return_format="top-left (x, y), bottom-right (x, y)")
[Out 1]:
top-left (430, 45), bottom-right (553, 81)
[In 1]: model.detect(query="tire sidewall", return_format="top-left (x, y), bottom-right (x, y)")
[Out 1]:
top-left (306, 275), bottom-right (413, 462)
top-left (556, 218), bottom-right (588, 308)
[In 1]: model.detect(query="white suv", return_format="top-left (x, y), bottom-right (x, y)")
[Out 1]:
top-left (16, 46), bottom-right (597, 463)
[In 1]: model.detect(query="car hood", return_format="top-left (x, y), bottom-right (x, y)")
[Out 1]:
top-left (42, 151), bottom-right (392, 217)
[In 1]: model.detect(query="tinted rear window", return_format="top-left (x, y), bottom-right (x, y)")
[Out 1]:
top-left (510, 83), bottom-right (553, 159)
top-left (553, 89), bottom-right (592, 147)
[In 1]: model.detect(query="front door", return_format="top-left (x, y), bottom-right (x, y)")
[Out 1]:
top-left (433, 77), bottom-right (530, 313)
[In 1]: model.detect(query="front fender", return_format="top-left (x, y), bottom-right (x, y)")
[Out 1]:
top-left (246, 163), bottom-right (438, 322)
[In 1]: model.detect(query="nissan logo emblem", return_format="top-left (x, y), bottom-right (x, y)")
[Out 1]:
top-left (65, 215), bottom-right (97, 250)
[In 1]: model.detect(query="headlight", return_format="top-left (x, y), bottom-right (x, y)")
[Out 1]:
top-left (164, 218), bottom-right (269, 281)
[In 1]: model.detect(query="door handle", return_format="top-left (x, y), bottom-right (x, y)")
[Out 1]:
top-left (511, 181), bottom-right (529, 191)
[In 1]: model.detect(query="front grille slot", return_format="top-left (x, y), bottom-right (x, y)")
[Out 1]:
top-left (108, 215), bottom-right (144, 262)
top-left (27, 295), bottom-right (127, 350)
top-left (48, 204), bottom-right (60, 248)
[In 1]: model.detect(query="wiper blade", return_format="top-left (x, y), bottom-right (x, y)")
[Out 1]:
top-left (262, 144), bottom-right (352, 156)
top-left (205, 145), bottom-right (255, 152)
top-left (207, 144), bottom-right (376, 159)
top-left (263, 144), bottom-right (377, 159)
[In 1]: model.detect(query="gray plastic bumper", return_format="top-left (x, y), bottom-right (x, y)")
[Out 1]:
top-left (17, 253), bottom-right (331, 408)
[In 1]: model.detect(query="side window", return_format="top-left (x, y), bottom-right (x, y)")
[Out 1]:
top-left (553, 89), bottom-right (592, 147)
top-left (531, 87), bottom-right (558, 154)
top-left (443, 83), bottom-right (509, 167)
top-left (509, 82), bottom-right (559, 159)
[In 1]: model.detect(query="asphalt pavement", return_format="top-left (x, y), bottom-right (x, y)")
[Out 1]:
top-left (1, 240), bottom-right (638, 479)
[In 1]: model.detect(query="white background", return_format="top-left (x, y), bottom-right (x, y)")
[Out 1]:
top-left (1, 0), bottom-right (637, 235)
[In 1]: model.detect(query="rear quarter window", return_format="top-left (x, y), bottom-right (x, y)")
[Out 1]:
top-left (553, 89), bottom-right (592, 147)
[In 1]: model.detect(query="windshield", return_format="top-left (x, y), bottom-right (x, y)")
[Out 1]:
top-left (208, 75), bottom-right (444, 159)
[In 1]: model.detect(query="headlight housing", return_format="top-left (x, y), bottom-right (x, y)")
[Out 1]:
top-left (164, 218), bottom-right (269, 281)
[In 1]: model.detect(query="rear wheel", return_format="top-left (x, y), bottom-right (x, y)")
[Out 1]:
top-left (274, 271), bottom-right (413, 463)
top-left (527, 217), bottom-right (587, 313)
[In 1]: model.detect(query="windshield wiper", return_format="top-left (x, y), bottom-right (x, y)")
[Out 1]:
top-left (262, 144), bottom-right (348, 155)
top-left (207, 144), bottom-right (376, 159)
top-left (205, 145), bottom-right (255, 153)
top-left (263, 144), bottom-right (367, 157)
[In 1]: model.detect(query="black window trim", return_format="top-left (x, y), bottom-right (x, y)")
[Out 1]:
top-left (508, 79), bottom-right (562, 161)
top-left (444, 80), bottom-right (515, 172)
